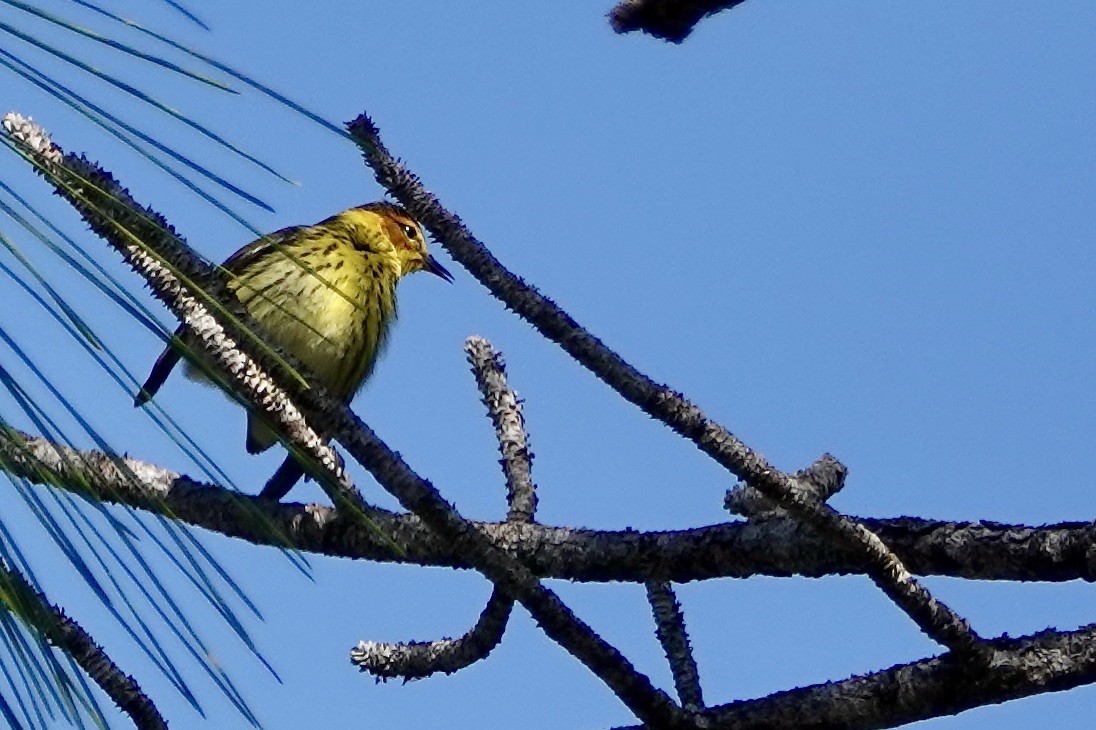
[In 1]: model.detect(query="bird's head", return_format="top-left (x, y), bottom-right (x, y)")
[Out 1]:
top-left (341, 202), bottom-right (453, 282)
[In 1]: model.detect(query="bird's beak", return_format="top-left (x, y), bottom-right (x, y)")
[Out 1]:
top-left (423, 254), bottom-right (454, 283)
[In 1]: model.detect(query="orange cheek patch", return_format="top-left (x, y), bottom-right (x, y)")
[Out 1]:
top-left (379, 214), bottom-right (419, 251)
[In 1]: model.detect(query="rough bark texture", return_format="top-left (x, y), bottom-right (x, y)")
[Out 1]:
top-left (617, 624), bottom-right (1096, 729)
top-left (646, 581), bottom-right (704, 711)
top-left (0, 558), bottom-right (166, 729)
top-left (4, 428), bottom-right (1095, 586)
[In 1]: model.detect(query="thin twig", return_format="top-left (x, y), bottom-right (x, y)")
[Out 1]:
top-left (301, 354), bottom-right (684, 719)
top-left (345, 112), bottom-right (982, 656)
top-left (465, 336), bottom-right (537, 522)
top-left (0, 559), bottom-right (166, 729)
top-left (352, 337), bottom-right (538, 681)
top-left (351, 591), bottom-right (513, 681)
top-left (645, 582), bottom-right (704, 712)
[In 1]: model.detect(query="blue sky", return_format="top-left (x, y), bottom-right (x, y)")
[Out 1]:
top-left (0, 1), bottom-right (1094, 727)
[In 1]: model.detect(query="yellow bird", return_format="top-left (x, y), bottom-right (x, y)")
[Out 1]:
top-left (134, 202), bottom-right (452, 499)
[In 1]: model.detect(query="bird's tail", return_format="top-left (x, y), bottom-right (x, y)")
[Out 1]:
top-left (133, 326), bottom-right (186, 406)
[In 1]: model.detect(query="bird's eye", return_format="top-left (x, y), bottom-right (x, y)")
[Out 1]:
top-left (401, 224), bottom-right (418, 240)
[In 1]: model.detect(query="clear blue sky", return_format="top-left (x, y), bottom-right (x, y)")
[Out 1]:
top-left (0, 1), bottom-right (1093, 727)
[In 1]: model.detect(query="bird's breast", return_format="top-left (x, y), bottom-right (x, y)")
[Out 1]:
top-left (231, 252), bottom-right (398, 399)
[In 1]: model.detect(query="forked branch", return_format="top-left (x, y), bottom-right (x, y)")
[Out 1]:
top-left (351, 337), bottom-right (537, 680)
top-left (346, 112), bottom-right (982, 656)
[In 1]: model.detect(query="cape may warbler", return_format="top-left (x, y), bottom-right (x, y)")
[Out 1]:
top-left (134, 202), bottom-right (452, 499)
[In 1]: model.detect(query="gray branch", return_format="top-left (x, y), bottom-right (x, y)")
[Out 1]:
top-left (351, 590), bottom-right (513, 681)
top-left (6, 430), bottom-right (1096, 726)
top-left (465, 336), bottom-right (537, 522)
top-left (645, 581), bottom-right (704, 711)
top-left (726, 454), bottom-right (847, 519)
top-left (3, 429), bottom-right (1095, 587)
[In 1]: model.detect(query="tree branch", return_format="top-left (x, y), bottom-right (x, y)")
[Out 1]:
top-left (616, 623), bottom-right (1096, 730)
top-left (726, 454), bottom-right (847, 519)
top-left (0, 559), bottom-right (166, 730)
top-left (465, 336), bottom-right (537, 522)
top-left (4, 429), bottom-right (1095, 587)
top-left (351, 590), bottom-right (513, 681)
top-left (608, 0), bottom-right (749, 43)
top-left (646, 581), bottom-right (704, 712)
top-left (6, 435), bottom-right (1096, 729)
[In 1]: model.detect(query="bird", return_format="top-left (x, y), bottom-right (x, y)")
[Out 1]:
top-left (134, 202), bottom-right (452, 499)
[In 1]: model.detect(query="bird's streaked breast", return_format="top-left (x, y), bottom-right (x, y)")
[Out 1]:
top-left (227, 239), bottom-right (399, 399)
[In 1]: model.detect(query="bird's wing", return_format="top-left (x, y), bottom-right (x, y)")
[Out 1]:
top-left (133, 324), bottom-right (186, 406)
top-left (134, 224), bottom-right (309, 406)
top-left (220, 224), bottom-right (308, 273)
